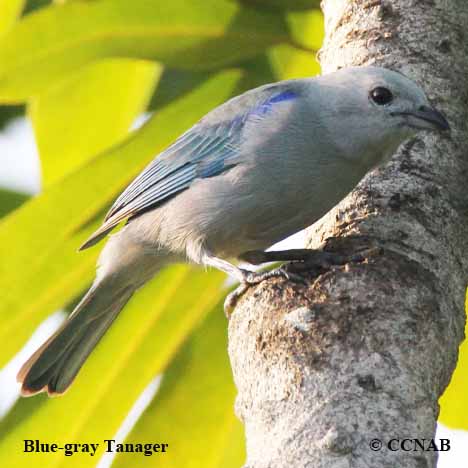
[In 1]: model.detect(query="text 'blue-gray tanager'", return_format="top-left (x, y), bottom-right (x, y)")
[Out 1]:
top-left (18, 66), bottom-right (449, 396)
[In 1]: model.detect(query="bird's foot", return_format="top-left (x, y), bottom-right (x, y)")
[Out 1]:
top-left (240, 246), bottom-right (382, 271)
top-left (223, 267), bottom-right (307, 318)
top-left (225, 246), bottom-right (382, 318)
top-left (279, 246), bottom-right (383, 274)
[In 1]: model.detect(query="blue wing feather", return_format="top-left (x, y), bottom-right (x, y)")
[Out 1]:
top-left (80, 85), bottom-right (299, 249)
top-left (104, 126), bottom-right (238, 224)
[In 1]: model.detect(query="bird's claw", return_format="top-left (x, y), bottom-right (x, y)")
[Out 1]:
top-left (242, 267), bottom-right (307, 286)
top-left (224, 267), bottom-right (307, 318)
top-left (224, 284), bottom-right (249, 318)
top-left (283, 246), bottom-right (383, 273)
top-left (224, 246), bottom-right (383, 318)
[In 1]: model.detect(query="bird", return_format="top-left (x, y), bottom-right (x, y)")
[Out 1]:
top-left (17, 66), bottom-right (449, 396)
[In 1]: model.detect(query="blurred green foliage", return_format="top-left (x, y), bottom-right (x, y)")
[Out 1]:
top-left (29, 59), bottom-right (160, 186)
top-left (0, 0), bottom-right (25, 32)
top-left (113, 303), bottom-right (244, 468)
top-left (23, 0), bottom-right (50, 15)
top-left (439, 293), bottom-right (468, 429)
top-left (0, 0), bottom-right (305, 102)
top-left (237, 0), bottom-right (321, 10)
top-left (0, 104), bottom-right (23, 129)
top-left (0, 0), bottom-right (465, 467)
top-left (0, 188), bottom-right (29, 216)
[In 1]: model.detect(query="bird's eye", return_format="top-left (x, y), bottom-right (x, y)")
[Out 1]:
top-left (370, 87), bottom-right (393, 106)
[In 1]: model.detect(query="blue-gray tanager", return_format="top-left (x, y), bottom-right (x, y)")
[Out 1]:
top-left (18, 66), bottom-right (449, 396)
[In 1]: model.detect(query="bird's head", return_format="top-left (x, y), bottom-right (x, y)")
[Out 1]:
top-left (316, 66), bottom-right (450, 168)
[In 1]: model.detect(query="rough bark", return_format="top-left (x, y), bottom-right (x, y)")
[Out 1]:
top-left (228, 1), bottom-right (468, 467)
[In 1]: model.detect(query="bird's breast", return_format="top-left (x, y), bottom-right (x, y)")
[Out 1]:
top-left (209, 154), bottom-right (367, 258)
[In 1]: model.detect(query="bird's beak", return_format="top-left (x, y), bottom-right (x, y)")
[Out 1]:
top-left (406, 106), bottom-right (450, 132)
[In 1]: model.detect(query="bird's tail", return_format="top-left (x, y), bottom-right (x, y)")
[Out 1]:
top-left (17, 279), bottom-right (135, 396)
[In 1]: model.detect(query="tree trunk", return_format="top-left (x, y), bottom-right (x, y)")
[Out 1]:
top-left (228, 1), bottom-right (468, 467)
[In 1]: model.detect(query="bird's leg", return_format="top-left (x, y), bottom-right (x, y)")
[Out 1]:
top-left (203, 247), bottom-right (381, 318)
top-left (202, 255), bottom-right (304, 318)
top-left (201, 255), bottom-right (247, 283)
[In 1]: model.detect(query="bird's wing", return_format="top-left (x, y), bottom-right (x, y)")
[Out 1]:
top-left (80, 86), bottom-right (299, 250)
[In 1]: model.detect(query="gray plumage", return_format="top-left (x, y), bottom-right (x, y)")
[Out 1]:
top-left (18, 66), bottom-right (449, 396)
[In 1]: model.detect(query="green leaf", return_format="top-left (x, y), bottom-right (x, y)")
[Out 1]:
top-left (0, 103), bottom-right (23, 129)
top-left (0, 0), bottom-right (25, 34)
top-left (237, 0), bottom-right (320, 11)
top-left (0, 266), bottom-right (226, 468)
top-left (0, 69), bottom-right (244, 367)
top-left (234, 54), bottom-right (277, 91)
top-left (439, 294), bottom-right (468, 429)
top-left (113, 302), bottom-right (244, 468)
top-left (29, 58), bottom-right (160, 186)
top-left (0, 393), bottom-right (48, 440)
top-left (0, 188), bottom-right (29, 217)
top-left (149, 54), bottom-right (278, 114)
top-left (268, 43), bottom-right (320, 80)
top-left (0, 0), bottom-right (303, 103)
top-left (22, 0), bottom-right (49, 15)
top-left (284, 8), bottom-right (323, 52)
top-left (148, 68), bottom-right (215, 112)
top-left (215, 420), bottom-right (246, 468)
top-left (268, 9), bottom-right (323, 80)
